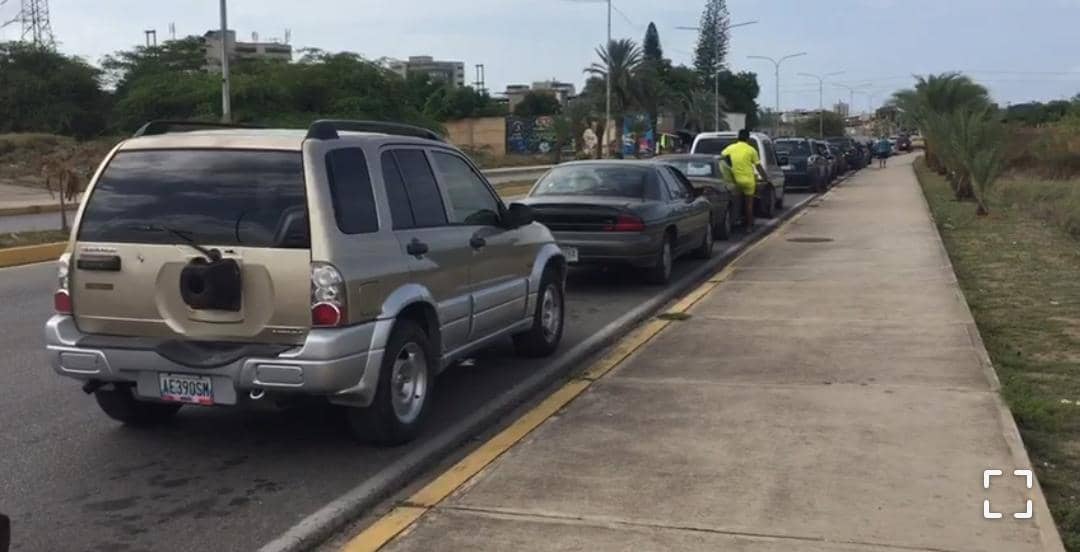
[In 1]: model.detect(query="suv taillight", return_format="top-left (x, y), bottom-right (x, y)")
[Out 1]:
top-left (605, 214), bottom-right (645, 232)
top-left (55, 254), bottom-right (72, 314)
top-left (311, 262), bottom-right (347, 327)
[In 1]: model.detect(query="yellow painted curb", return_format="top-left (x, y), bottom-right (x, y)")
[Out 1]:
top-left (337, 199), bottom-right (811, 552)
top-left (0, 242), bottom-right (65, 268)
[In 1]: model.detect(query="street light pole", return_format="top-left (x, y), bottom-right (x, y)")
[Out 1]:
top-left (748, 52), bottom-right (806, 137)
top-left (675, 20), bottom-right (758, 132)
top-left (219, 0), bottom-right (231, 123)
top-left (797, 71), bottom-right (844, 138)
top-left (604, 0), bottom-right (611, 158)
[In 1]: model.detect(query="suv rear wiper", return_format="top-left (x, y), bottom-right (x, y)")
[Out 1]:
top-left (129, 224), bottom-right (222, 261)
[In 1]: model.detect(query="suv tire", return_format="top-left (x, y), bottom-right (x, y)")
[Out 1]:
top-left (774, 190), bottom-right (784, 210)
top-left (512, 268), bottom-right (564, 358)
top-left (94, 386), bottom-right (182, 426)
top-left (644, 235), bottom-right (674, 285)
top-left (347, 320), bottom-right (433, 446)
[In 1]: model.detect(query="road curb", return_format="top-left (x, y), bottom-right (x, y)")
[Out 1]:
top-left (0, 204), bottom-right (74, 217)
top-left (258, 191), bottom-right (821, 552)
top-left (0, 242), bottom-right (65, 268)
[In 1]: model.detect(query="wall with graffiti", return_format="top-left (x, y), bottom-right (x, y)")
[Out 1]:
top-left (505, 116), bottom-right (557, 155)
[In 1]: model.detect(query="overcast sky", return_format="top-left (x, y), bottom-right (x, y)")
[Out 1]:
top-left (5, 0), bottom-right (1080, 114)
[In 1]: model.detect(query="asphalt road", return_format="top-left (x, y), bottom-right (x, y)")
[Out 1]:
top-left (1, 193), bottom-right (812, 552)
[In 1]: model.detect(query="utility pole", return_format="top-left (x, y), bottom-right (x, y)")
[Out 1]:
top-left (219, 0), bottom-right (232, 123)
top-left (797, 71), bottom-right (844, 138)
top-left (604, 0), bottom-right (611, 158)
top-left (675, 20), bottom-right (758, 132)
top-left (748, 52), bottom-right (806, 137)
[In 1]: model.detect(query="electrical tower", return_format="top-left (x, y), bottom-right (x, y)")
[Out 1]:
top-left (17, 0), bottom-right (54, 47)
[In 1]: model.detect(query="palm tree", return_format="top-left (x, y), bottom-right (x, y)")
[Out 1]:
top-left (584, 39), bottom-right (643, 156)
top-left (891, 73), bottom-right (991, 199)
top-left (944, 106), bottom-right (1005, 215)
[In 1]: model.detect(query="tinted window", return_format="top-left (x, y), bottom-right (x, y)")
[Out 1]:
top-left (431, 151), bottom-right (501, 226)
top-left (394, 149), bottom-right (448, 228)
top-left (694, 137), bottom-right (735, 154)
top-left (663, 159), bottom-right (716, 177)
top-left (381, 151), bottom-right (415, 229)
top-left (775, 140), bottom-right (811, 155)
top-left (79, 150), bottom-right (308, 248)
top-left (326, 148), bottom-right (377, 234)
top-left (532, 165), bottom-right (660, 200)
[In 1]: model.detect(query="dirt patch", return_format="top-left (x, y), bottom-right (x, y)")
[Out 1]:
top-left (0, 133), bottom-right (118, 190)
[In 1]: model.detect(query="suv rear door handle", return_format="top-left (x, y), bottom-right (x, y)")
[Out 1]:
top-left (406, 239), bottom-right (429, 257)
top-left (470, 235), bottom-right (486, 249)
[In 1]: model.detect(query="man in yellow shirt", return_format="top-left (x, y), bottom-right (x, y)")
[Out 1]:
top-left (721, 129), bottom-right (771, 230)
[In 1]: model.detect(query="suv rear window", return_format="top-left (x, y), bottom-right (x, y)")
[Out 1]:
top-left (78, 150), bottom-right (309, 248)
top-left (693, 137), bottom-right (735, 154)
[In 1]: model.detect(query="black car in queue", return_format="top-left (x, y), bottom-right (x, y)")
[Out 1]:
top-left (655, 154), bottom-right (738, 238)
top-left (520, 161), bottom-right (715, 285)
top-left (774, 138), bottom-right (830, 193)
top-left (826, 136), bottom-right (864, 171)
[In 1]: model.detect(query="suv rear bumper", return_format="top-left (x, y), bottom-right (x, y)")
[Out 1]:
top-left (44, 315), bottom-right (385, 407)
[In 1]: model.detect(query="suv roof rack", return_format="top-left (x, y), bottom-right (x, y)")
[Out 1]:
top-left (132, 120), bottom-right (265, 138)
top-left (306, 120), bottom-right (444, 142)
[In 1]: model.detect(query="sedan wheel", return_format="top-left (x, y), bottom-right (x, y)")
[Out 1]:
top-left (716, 205), bottom-right (733, 240)
top-left (645, 238), bottom-right (673, 285)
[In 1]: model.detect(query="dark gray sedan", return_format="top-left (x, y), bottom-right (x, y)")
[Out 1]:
top-left (655, 153), bottom-right (739, 237)
top-left (519, 161), bottom-right (714, 285)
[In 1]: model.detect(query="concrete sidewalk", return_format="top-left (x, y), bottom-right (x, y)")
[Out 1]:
top-left (375, 155), bottom-right (1063, 552)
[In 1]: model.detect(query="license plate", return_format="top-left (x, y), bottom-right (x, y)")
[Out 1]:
top-left (562, 246), bottom-right (579, 263)
top-left (782, 165), bottom-right (794, 171)
top-left (159, 373), bottom-right (214, 405)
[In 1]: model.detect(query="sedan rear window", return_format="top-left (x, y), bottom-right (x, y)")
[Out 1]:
top-left (78, 150), bottom-right (309, 248)
top-left (531, 165), bottom-right (660, 199)
top-left (775, 140), bottom-right (811, 155)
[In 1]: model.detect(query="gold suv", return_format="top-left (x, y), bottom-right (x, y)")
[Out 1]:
top-left (45, 120), bottom-right (567, 445)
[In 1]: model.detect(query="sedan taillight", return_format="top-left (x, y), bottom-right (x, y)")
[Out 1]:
top-left (605, 214), bottom-right (646, 232)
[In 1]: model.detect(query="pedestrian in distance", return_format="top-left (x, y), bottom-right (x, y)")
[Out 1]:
top-left (874, 136), bottom-right (892, 169)
top-left (722, 129), bottom-right (772, 230)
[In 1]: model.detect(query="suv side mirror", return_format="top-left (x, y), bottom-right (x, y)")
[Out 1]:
top-left (504, 203), bottom-right (535, 229)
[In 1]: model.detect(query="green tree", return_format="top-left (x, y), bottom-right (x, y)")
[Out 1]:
top-left (944, 106), bottom-right (1005, 215)
top-left (0, 42), bottom-right (108, 137)
top-left (101, 36), bottom-right (206, 96)
top-left (795, 111), bottom-right (845, 137)
top-left (513, 91), bottom-right (562, 117)
top-left (716, 70), bottom-right (760, 129)
top-left (644, 22), bottom-right (663, 63)
top-left (892, 72), bottom-right (991, 198)
top-left (694, 0), bottom-right (730, 83)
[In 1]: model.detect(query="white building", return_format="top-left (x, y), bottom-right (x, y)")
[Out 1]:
top-left (202, 30), bottom-right (292, 71)
top-left (388, 56), bottom-right (466, 88)
top-left (504, 80), bottom-right (577, 112)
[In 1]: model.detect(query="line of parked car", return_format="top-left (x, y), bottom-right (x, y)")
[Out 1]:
top-left (44, 121), bottom-right (863, 446)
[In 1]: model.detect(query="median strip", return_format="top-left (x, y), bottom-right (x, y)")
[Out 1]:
top-left (0, 241), bottom-right (65, 269)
